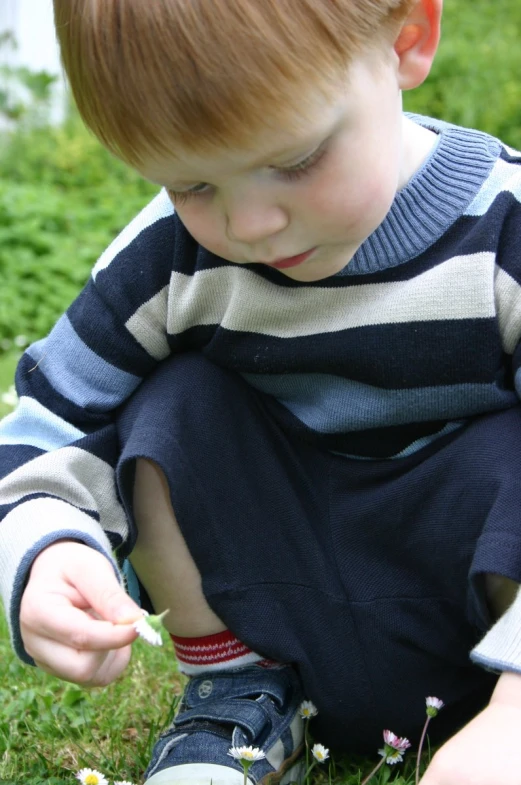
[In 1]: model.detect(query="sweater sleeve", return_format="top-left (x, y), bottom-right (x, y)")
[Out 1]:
top-left (0, 189), bottom-right (176, 662)
top-left (471, 587), bottom-right (521, 673)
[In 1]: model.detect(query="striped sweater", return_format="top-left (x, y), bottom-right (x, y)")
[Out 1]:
top-left (2, 114), bottom-right (521, 672)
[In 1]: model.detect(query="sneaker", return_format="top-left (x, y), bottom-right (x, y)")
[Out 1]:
top-left (144, 664), bottom-right (305, 785)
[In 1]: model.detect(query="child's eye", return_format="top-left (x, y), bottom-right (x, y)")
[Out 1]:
top-left (274, 143), bottom-right (328, 181)
top-left (167, 183), bottom-right (211, 205)
top-left (167, 142), bottom-right (328, 205)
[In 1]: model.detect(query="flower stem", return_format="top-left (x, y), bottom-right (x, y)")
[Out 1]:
top-left (303, 760), bottom-right (317, 782)
top-left (415, 716), bottom-right (431, 785)
top-left (360, 756), bottom-right (386, 785)
top-left (304, 720), bottom-right (310, 783)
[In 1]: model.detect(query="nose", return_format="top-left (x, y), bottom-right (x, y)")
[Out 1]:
top-left (224, 191), bottom-right (289, 245)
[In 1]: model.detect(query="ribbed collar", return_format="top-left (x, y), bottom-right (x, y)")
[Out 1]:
top-left (344, 114), bottom-right (502, 275)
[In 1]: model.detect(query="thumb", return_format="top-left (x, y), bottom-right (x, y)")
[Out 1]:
top-left (67, 549), bottom-right (143, 625)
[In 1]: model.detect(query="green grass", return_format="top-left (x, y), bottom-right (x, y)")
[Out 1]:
top-left (0, 350), bottom-right (19, 419)
top-left (0, 609), bottom-right (183, 783)
top-left (0, 603), bottom-right (433, 784)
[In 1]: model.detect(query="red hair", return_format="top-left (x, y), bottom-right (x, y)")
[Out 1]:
top-left (53, 0), bottom-right (416, 166)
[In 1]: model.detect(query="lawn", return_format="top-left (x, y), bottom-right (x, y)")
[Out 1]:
top-left (0, 600), bottom-right (434, 785)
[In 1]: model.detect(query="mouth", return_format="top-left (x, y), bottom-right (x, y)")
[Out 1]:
top-left (262, 248), bottom-right (317, 269)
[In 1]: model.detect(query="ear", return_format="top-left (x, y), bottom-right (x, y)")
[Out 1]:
top-left (394, 0), bottom-right (442, 91)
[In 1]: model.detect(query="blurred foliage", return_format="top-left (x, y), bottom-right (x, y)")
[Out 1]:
top-left (404, 0), bottom-right (521, 148)
top-left (0, 1), bottom-right (521, 353)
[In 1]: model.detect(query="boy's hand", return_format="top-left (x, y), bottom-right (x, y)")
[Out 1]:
top-left (420, 671), bottom-right (521, 784)
top-left (20, 540), bottom-right (142, 686)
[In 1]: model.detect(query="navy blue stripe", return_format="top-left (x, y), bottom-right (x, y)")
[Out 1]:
top-left (171, 319), bottom-right (503, 388)
top-left (0, 444), bottom-right (43, 482)
top-left (496, 202), bottom-right (521, 285)
top-left (94, 213), bottom-right (177, 314)
top-left (15, 355), bottom-right (116, 433)
top-left (500, 148), bottom-right (521, 164)
top-left (68, 281), bottom-right (157, 376)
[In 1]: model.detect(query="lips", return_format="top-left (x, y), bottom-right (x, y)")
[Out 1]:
top-left (263, 248), bottom-right (316, 269)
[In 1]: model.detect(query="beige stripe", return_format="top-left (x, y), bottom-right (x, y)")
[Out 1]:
top-left (162, 253), bottom-right (495, 340)
top-left (495, 265), bottom-right (521, 354)
top-left (0, 446), bottom-right (128, 539)
top-left (471, 587), bottom-right (521, 670)
top-left (266, 739), bottom-right (286, 771)
top-left (0, 497), bottom-right (119, 632)
top-left (125, 285), bottom-right (170, 360)
top-left (289, 711), bottom-right (304, 748)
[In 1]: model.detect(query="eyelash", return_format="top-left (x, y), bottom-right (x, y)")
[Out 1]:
top-left (167, 143), bottom-right (328, 206)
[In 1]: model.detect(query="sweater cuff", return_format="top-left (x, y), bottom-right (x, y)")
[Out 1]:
top-left (0, 497), bottom-right (122, 664)
top-left (471, 586), bottom-right (521, 673)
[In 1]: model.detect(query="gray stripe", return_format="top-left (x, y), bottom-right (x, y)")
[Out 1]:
top-left (164, 253), bottom-right (495, 340)
top-left (0, 395), bottom-right (84, 451)
top-left (495, 265), bottom-right (521, 354)
top-left (125, 285), bottom-right (170, 360)
top-left (466, 157), bottom-right (521, 217)
top-left (27, 315), bottom-right (141, 410)
top-left (243, 372), bottom-right (517, 432)
top-left (0, 446), bottom-right (129, 539)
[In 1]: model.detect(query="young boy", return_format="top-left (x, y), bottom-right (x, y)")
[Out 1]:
top-left (2, 0), bottom-right (521, 782)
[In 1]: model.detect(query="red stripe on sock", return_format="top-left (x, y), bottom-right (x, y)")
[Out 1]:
top-left (171, 629), bottom-right (253, 667)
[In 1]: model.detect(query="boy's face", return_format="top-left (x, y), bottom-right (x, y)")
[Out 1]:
top-left (140, 53), bottom-right (427, 282)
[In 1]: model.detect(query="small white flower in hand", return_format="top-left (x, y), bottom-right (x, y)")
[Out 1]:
top-left (299, 699), bottom-right (318, 719)
top-left (75, 769), bottom-right (108, 785)
top-left (311, 743), bottom-right (330, 763)
top-left (133, 609), bottom-right (169, 646)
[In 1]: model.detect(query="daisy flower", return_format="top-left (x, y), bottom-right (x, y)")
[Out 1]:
top-left (133, 609), bottom-right (169, 646)
top-left (75, 769), bottom-right (108, 785)
top-left (228, 746), bottom-right (266, 785)
top-left (426, 696), bottom-right (445, 717)
top-left (378, 730), bottom-right (411, 764)
top-left (311, 743), bottom-right (329, 763)
top-left (416, 696), bottom-right (445, 784)
top-left (113, 781), bottom-right (136, 785)
top-left (299, 700), bottom-right (318, 719)
top-left (228, 746), bottom-right (266, 762)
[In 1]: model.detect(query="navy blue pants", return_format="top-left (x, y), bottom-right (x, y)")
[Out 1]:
top-left (116, 353), bottom-right (521, 753)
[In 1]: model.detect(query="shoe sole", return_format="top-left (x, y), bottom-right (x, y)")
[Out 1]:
top-left (144, 758), bottom-right (305, 785)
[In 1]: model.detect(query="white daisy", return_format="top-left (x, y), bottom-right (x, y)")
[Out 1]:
top-left (113, 781), bottom-right (136, 785)
top-left (133, 609), bottom-right (169, 646)
top-left (75, 769), bottom-right (108, 785)
top-left (228, 745), bottom-right (266, 762)
top-left (426, 696), bottom-right (444, 717)
top-left (311, 743), bottom-right (329, 763)
top-left (299, 700), bottom-right (318, 719)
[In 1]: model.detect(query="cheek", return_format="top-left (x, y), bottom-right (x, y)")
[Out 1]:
top-left (174, 203), bottom-right (230, 257)
top-left (303, 154), bottom-right (399, 233)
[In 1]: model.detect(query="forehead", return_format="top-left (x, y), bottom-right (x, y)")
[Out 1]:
top-left (138, 59), bottom-right (382, 185)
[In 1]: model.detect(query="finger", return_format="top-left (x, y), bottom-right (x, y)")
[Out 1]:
top-left (62, 554), bottom-right (142, 624)
top-left (32, 639), bottom-right (131, 686)
top-left (22, 600), bottom-right (139, 651)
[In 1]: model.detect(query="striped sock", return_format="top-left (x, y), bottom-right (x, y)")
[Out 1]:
top-left (170, 629), bottom-right (277, 675)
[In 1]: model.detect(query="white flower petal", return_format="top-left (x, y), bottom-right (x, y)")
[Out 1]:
top-left (299, 700), bottom-right (318, 718)
top-left (75, 769), bottom-right (109, 785)
top-left (311, 743), bottom-right (329, 763)
top-left (133, 614), bottom-right (163, 646)
top-left (228, 745), bottom-right (266, 762)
